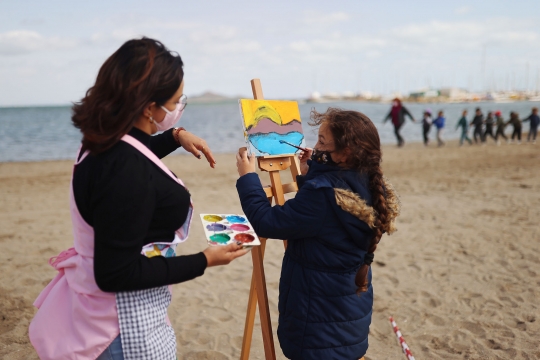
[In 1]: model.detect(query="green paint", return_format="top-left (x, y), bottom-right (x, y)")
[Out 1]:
top-left (210, 233), bottom-right (230, 244)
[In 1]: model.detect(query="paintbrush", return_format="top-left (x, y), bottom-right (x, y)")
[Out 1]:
top-left (279, 140), bottom-right (309, 152)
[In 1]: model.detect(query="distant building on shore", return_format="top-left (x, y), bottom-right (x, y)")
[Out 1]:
top-left (409, 87), bottom-right (471, 102)
top-left (407, 87), bottom-right (540, 103)
top-left (307, 91), bottom-right (381, 103)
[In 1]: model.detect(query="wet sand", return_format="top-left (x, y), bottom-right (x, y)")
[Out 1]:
top-left (0, 140), bottom-right (539, 359)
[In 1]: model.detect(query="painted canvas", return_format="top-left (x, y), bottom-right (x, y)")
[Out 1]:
top-left (239, 99), bottom-right (305, 156)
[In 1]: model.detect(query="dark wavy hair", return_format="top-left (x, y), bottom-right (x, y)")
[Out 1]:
top-left (310, 108), bottom-right (391, 294)
top-left (72, 37), bottom-right (184, 154)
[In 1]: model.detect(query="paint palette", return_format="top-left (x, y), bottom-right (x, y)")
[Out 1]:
top-left (200, 214), bottom-right (261, 247)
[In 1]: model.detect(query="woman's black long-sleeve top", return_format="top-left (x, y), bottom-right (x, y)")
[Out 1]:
top-left (73, 127), bottom-right (207, 292)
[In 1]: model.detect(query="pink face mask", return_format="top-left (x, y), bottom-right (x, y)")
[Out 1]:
top-left (153, 103), bottom-right (184, 132)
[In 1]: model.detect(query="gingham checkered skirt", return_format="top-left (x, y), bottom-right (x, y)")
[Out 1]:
top-left (116, 286), bottom-right (176, 360)
top-left (115, 135), bottom-right (193, 359)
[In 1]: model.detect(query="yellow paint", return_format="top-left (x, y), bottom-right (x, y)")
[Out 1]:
top-left (253, 103), bottom-right (282, 126)
top-left (203, 215), bottom-right (223, 222)
top-left (240, 99), bottom-right (301, 129)
top-left (145, 245), bottom-right (162, 258)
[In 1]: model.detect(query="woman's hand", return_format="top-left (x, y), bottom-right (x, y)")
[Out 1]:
top-left (298, 148), bottom-right (313, 175)
top-left (203, 243), bottom-right (249, 267)
top-left (176, 130), bottom-right (217, 168)
top-left (236, 147), bottom-right (256, 177)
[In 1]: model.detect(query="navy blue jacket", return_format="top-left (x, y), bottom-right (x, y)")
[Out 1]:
top-left (237, 161), bottom-right (375, 359)
top-left (523, 114), bottom-right (540, 128)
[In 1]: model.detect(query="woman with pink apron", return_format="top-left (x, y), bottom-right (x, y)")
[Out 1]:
top-left (29, 37), bottom-right (247, 360)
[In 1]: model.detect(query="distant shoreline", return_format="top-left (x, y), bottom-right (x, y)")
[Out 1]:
top-left (3, 98), bottom-right (540, 109)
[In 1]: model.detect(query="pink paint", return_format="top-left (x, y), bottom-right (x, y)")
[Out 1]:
top-left (230, 224), bottom-right (250, 232)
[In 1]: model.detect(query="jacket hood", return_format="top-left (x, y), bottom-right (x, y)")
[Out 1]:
top-left (298, 161), bottom-right (400, 250)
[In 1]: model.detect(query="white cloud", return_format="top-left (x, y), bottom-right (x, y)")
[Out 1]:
top-left (0, 30), bottom-right (78, 55)
top-left (388, 19), bottom-right (540, 50)
top-left (289, 41), bottom-right (311, 52)
top-left (188, 26), bottom-right (238, 43)
top-left (302, 11), bottom-right (350, 25)
top-left (455, 6), bottom-right (472, 15)
top-left (366, 50), bottom-right (382, 59)
top-left (153, 21), bottom-right (200, 31)
top-left (89, 29), bottom-right (145, 45)
top-left (196, 39), bottom-right (262, 55)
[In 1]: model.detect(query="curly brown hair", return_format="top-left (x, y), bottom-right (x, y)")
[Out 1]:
top-left (310, 107), bottom-right (393, 294)
top-left (72, 37), bottom-right (184, 154)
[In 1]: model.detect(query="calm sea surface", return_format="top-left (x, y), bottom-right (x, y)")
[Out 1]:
top-left (1, 101), bottom-right (538, 162)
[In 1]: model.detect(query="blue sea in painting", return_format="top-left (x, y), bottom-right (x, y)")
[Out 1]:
top-left (249, 131), bottom-right (305, 156)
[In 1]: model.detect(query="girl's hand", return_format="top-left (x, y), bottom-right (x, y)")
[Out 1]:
top-left (203, 243), bottom-right (249, 267)
top-left (236, 147), bottom-right (256, 177)
top-left (298, 148), bottom-right (313, 175)
top-left (176, 130), bottom-right (217, 168)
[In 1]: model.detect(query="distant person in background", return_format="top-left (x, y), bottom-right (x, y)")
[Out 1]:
top-left (456, 110), bottom-right (472, 146)
top-left (470, 108), bottom-right (484, 144)
top-left (522, 107), bottom-right (539, 144)
top-left (494, 110), bottom-right (508, 145)
top-left (421, 109), bottom-right (432, 146)
top-left (506, 112), bottom-right (522, 144)
top-left (432, 110), bottom-right (446, 147)
top-left (383, 98), bottom-right (416, 147)
top-left (483, 111), bottom-right (497, 143)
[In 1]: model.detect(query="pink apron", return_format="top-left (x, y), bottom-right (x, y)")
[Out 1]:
top-left (29, 135), bottom-right (192, 360)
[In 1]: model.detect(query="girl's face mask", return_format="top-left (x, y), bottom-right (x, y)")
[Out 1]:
top-left (311, 149), bottom-right (339, 166)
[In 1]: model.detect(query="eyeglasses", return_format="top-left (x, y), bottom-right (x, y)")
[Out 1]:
top-left (177, 94), bottom-right (188, 111)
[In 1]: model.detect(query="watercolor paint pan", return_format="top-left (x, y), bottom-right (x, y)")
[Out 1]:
top-left (200, 214), bottom-right (261, 248)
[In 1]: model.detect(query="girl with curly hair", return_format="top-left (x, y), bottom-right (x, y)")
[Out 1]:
top-left (236, 108), bottom-right (401, 359)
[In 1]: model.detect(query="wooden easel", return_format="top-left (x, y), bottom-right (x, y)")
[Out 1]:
top-left (240, 79), bottom-right (301, 360)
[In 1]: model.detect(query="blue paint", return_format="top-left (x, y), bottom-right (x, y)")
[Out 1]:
top-left (226, 215), bottom-right (247, 223)
top-left (206, 223), bottom-right (228, 231)
top-left (249, 131), bottom-right (305, 156)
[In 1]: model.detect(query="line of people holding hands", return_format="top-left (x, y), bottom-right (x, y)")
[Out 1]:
top-left (462, 107), bottom-right (539, 146)
top-left (385, 99), bottom-right (539, 147)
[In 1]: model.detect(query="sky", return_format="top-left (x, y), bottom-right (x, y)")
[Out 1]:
top-left (1, 0), bottom-right (539, 106)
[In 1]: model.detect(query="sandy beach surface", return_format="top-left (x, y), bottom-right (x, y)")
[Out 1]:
top-left (0, 140), bottom-right (539, 360)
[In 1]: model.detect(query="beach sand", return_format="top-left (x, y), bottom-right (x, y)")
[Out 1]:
top-left (0, 140), bottom-right (539, 359)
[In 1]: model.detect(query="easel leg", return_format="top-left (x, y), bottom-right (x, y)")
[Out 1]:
top-left (240, 237), bottom-right (269, 360)
top-left (252, 240), bottom-right (276, 359)
top-left (240, 271), bottom-right (258, 360)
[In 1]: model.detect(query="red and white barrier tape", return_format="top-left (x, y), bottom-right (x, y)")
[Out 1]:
top-left (389, 316), bottom-right (415, 360)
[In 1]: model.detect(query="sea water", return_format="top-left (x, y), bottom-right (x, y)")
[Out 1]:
top-left (0, 101), bottom-right (539, 162)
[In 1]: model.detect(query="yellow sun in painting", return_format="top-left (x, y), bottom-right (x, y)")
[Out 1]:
top-left (253, 103), bottom-right (282, 127)
top-left (240, 99), bottom-right (302, 129)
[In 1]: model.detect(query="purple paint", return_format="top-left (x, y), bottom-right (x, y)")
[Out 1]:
top-left (206, 223), bottom-right (227, 231)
